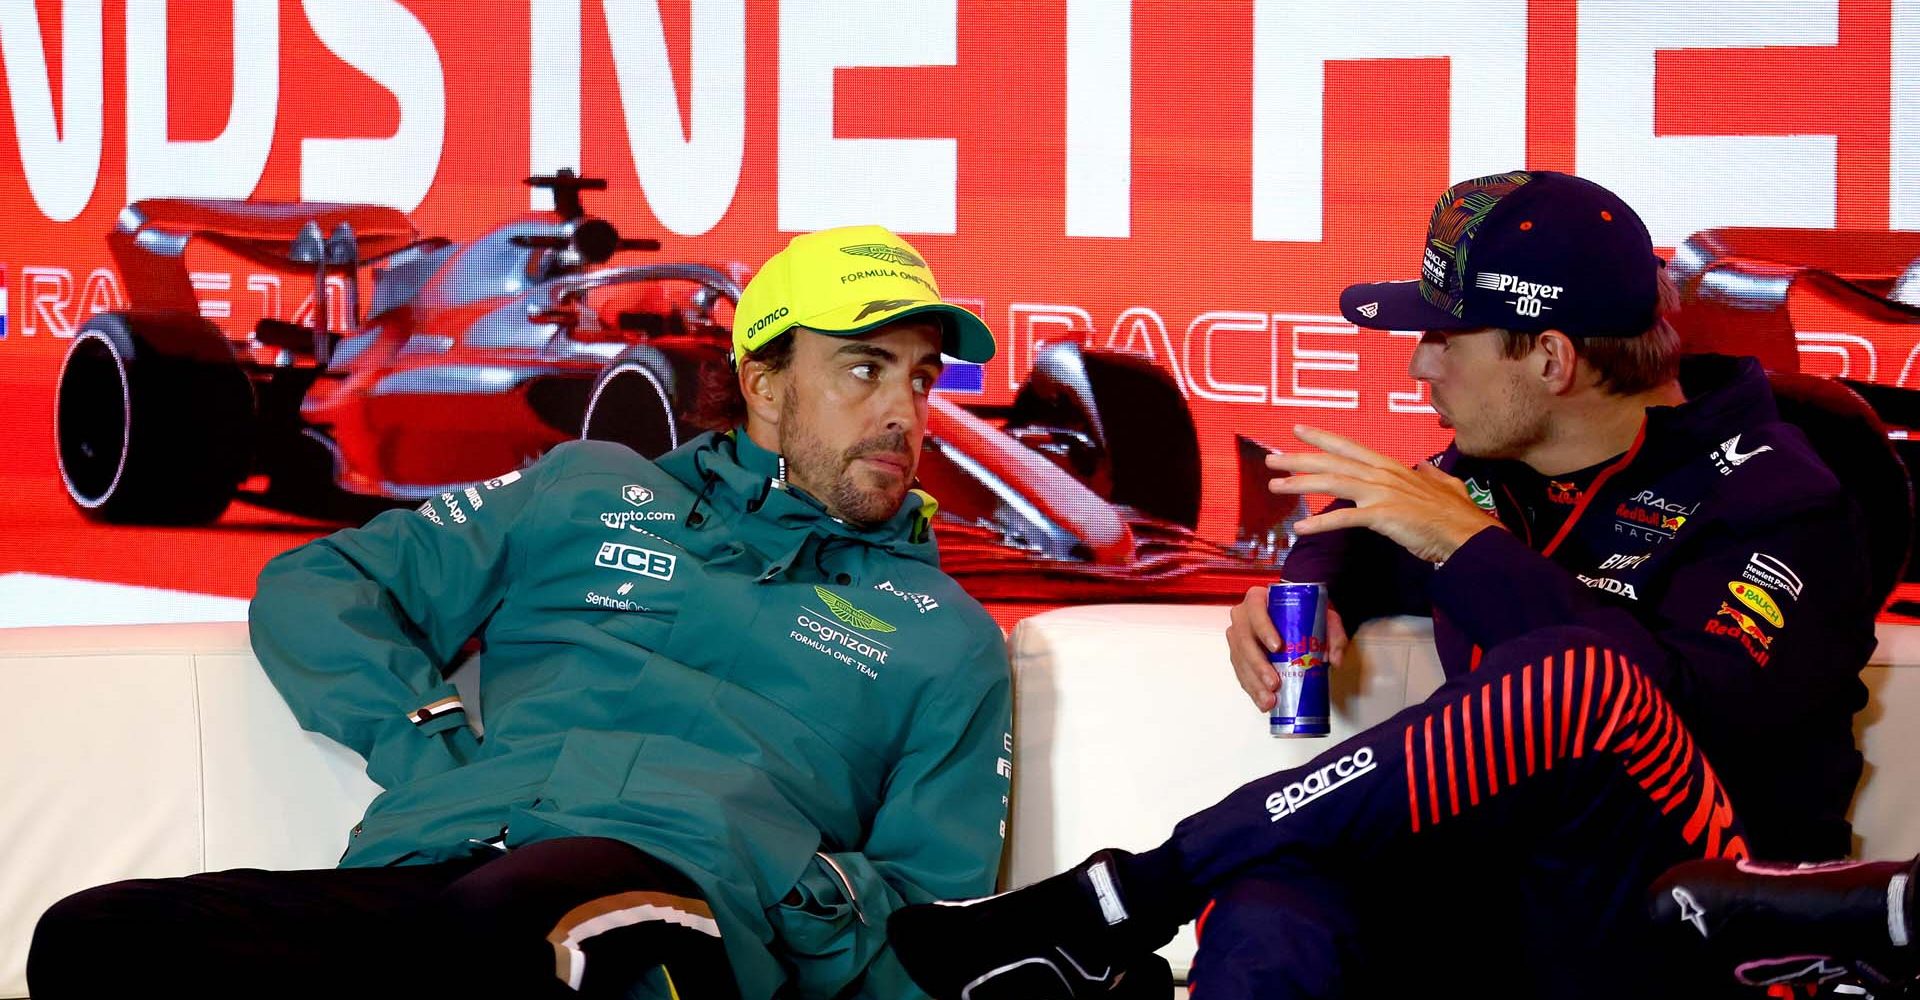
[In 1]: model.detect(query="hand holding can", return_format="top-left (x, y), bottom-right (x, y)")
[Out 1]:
top-left (1267, 582), bottom-right (1330, 738)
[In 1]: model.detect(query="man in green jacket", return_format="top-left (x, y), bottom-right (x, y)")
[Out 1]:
top-left (27, 225), bottom-right (1012, 1000)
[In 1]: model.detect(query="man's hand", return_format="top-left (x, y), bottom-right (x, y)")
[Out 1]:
top-left (1227, 585), bottom-right (1348, 712)
top-left (1269, 425), bottom-right (1502, 564)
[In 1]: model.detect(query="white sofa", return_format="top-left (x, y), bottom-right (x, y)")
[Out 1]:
top-left (1, 611), bottom-right (1914, 996)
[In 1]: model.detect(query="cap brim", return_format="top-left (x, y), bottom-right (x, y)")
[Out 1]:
top-left (1339, 280), bottom-right (1481, 331)
top-left (797, 300), bottom-right (997, 364)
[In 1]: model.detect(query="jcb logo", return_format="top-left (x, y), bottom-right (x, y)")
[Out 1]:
top-left (595, 542), bottom-right (676, 581)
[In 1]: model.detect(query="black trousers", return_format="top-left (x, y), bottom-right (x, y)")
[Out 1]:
top-left (27, 836), bottom-right (739, 999)
top-left (1162, 626), bottom-right (1749, 1000)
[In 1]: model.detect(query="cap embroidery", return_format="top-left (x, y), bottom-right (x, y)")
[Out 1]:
top-left (840, 244), bottom-right (927, 268)
top-left (854, 298), bottom-right (918, 321)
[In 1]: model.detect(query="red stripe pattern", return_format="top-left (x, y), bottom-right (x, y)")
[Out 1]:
top-left (1401, 645), bottom-right (1749, 862)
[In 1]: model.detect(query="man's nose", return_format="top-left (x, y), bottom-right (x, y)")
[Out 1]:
top-left (1408, 333), bottom-right (1446, 380)
top-left (879, 376), bottom-right (920, 434)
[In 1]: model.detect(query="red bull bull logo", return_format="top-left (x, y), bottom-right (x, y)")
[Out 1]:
top-left (1661, 514), bottom-right (1688, 532)
top-left (1704, 602), bottom-right (1774, 666)
top-left (1715, 602), bottom-right (1772, 647)
top-left (1281, 650), bottom-right (1323, 674)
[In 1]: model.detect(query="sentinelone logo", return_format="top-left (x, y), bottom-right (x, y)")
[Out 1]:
top-left (1265, 747), bottom-right (1375, 822)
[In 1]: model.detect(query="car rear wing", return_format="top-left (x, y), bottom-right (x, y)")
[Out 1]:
top-left (108, 198), bottom-right (424, 315)
top-left (1672, 228), bottom-right (1920, 289)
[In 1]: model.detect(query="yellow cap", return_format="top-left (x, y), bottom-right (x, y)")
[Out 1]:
top-left (733, 225), bottom-right (996, 365)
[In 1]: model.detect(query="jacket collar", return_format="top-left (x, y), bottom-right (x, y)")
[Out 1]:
top-left (1453, 353), bottom-right (1777, 482)
top-left (1644, 353), bottom-right (1779, 451)
top-left (656, 429), bottom-right (940, 570)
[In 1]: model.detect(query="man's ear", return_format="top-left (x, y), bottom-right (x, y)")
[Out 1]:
top-left (1536, 330), bottom-right (1581, 394)
top-left (740, 356), bottom-right (784, 429)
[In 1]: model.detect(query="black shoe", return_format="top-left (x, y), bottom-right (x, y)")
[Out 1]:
top-left (888, 849), bottom-right (1178, 1000)
top-left (1649, 855), bottom-right (1919, 991)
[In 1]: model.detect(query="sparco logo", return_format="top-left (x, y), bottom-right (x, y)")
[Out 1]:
top-left (841, 243), bottom-right (926, 268)
top-left (594, 542), bottom-right (676, 581)
top-left (1265, 747), bottom-right (1376, 822)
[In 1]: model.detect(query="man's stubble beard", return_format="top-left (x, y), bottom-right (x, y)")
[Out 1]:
top-left (1455, 370), bottom-right (1547, 461)
top-left (778, 386), bottom-right (913, 527)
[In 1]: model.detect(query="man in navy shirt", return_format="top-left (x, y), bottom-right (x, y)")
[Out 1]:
top-left (887, 172), bottom-right (1888, 999)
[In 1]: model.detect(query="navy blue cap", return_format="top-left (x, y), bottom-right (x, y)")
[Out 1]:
top-left (1340, 171), bottom-right (1662, 337)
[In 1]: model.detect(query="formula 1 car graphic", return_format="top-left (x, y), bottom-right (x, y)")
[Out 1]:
top-left (1668, 227), bottom-right (1920, 398)
top-left (1667, 226), bottom-right (1920, 589)
top-left (53, 173), bottom-right (1285, 601)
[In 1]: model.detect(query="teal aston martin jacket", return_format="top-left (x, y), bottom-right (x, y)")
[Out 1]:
top-left (249, 432), bottom-right (1013, 1000)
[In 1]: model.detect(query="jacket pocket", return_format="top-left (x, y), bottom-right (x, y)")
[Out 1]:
top-left (768, 852), bottom-right (879, 998)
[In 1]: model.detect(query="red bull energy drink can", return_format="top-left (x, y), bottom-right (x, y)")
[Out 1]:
top-left (1268, 582), bottom-right (1330, 738)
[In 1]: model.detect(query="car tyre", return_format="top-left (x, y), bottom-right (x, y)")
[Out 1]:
top-left (581, 347), bottom-right (680, 459)
top-left (55, 312), bottom-right (254, 524)
top-left (1009, 343), bottom-right (1204, 528)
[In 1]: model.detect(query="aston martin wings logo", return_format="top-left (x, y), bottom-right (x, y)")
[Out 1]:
top-left (841, 243), bottom-right (927, 268)
top-left (814, 586), bottom-right (896, 633)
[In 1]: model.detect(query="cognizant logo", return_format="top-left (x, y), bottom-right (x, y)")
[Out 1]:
top-left (1265, 747), bottom-right (1376, 822)
top-left (795, 613), bottom-right (890, 665)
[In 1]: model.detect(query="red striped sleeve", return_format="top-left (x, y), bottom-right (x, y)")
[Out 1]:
top-left (1502, 673), bottom-right (1519, 786)
top-left (1461, 692), bottom-right (1480, 807)
top-left (1443, 703), bottom-right (1460, 817)
top-left (1571, 647), bottom-right (1596, 759)
top-left (1542, 656), bottom-right (1555, 771)
top-left (1424, 716), bottom-right (1441, 826)
top-left (1405, 725), bottom-right (1421, 833)
top-left (1481, 684), bottom-right (1499, 797)
top-left (1558, 651), bottom-right (1575, 761)
top-left (1522, 662), bottom-right (1537, 777)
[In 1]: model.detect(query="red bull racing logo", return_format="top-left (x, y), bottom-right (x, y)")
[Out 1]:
top-left (1703, 601), bottom-right (1774, 666)
top-left (1615, 491), bottom-right (1699, 542)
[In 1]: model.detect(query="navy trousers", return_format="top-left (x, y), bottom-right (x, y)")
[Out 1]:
top-left (1160, 626), bottom-right (1749, 1000)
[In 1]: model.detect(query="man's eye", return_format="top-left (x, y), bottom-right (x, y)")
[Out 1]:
top-left (851, 363), bottom-right (877, 380)
top-left (912, 374), bottom-right (934, 394)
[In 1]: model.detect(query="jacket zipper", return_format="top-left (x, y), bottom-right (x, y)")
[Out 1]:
top-left (815, 851), bottom-right (870, 926)
top-left (1540, 421), bottom-right (1648, 558)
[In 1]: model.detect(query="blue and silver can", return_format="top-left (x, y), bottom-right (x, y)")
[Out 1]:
top-left (1267, 582), bottom-right (1330, 738)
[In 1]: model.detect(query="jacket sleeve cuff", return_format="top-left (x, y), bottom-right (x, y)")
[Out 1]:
top-left (404, 684), bottom-right (471, 737)
top-left (1431, 526), bottom-right (1582, 650)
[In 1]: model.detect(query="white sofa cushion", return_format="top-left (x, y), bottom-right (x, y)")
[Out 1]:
top-left (0, 624), bottom-right (379, 997)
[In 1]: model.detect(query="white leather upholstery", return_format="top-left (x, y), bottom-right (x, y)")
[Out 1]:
top-left (1007, 607), bottom-right (1920, 975)
top-left (0, 624), bottom-right (379, 997)
top-left (0, 613), bottom-right (1911, 995)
